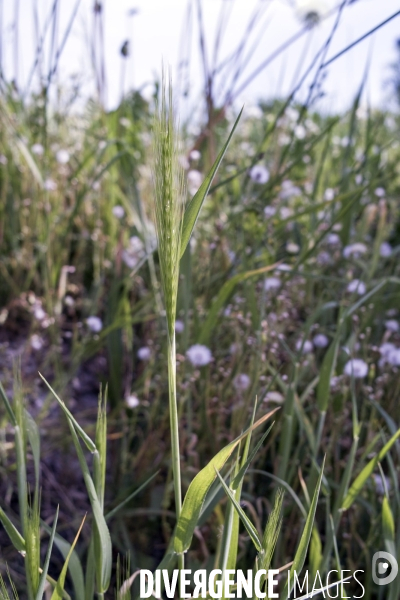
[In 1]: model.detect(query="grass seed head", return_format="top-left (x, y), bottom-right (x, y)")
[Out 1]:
top-left (152, 69), bottom-right (186, 338)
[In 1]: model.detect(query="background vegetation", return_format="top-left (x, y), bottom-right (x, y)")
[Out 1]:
top-left (1, 1), bottom-right (400, 598)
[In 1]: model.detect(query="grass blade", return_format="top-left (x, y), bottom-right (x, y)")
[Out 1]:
top-left (0, 508), bottom-right (26, 553)
top-left (342, 428), bottom-right (400, 510)
top-left (285, 456), bottom-right (325, 597)
top-left (39, 374), bottom-right (96, 453)
top-left (215, 468), bottom-right (262, 551)
top-left (173, 408), bottom-right (278, 554)
top-left (50, 514), bottom-right (86, 600)
top-left (179, 107), bottom-right (243, 259)
top-left (35, 507), bottom-right (59, 600)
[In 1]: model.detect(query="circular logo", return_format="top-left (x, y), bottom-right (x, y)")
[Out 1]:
top-left (372, 552), bottom-right (398, 586)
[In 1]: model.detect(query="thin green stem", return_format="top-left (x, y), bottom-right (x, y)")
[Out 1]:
top-left (167, 331), bottom-right (184, 576)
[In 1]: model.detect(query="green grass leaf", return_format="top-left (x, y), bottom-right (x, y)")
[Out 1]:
top-left (67, 422), bottom-right (112, 594)
top-left (39, 374), bottom-right (97, 453)
top-left (0, 507), bottom-right (26, 553)
top-left (173, 408), bottom-right (278, 554)
top-left (215, 468), bottom-right (262, 551)
top-left (41, 525), bottom-right (85, 600)
top-left (285, 457), bottom-right (325, 597)
top-left (179, 107), bottom-right (243, 259)
top-left (35, 507), bottom-right (59, 600)
top-left (50, 515), bottom-right (86, 600)
top-left (342, 428), bottom-right (400, 510)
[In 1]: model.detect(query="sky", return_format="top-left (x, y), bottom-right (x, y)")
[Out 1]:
top-left (1, 0), bottom-right (400, 117)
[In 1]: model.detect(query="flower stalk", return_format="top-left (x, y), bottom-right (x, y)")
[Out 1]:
top-left (153, 71), bottom-right (186, 555)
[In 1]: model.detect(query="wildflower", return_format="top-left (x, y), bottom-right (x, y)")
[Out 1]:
top-left (264, 206), bottom-right (276, 218)
top-left (56, 149), bottom-right (70, 164)
top-left (112, 205), bottom-right (125, 219)
top-left (86, 316), bottom-right (103, 332)
top-left (33, 305), bottom-right (46, 321)
top-left (313, 333), bottom-right (329, 348)
top-left (295, 339), bottom-right (313, 354)
top-left (275, 263), bottom-right (292, 272)
top-left (280, 180), bottom-right (301, 199)
top-left (44, 179), bottom-right (57, 191)
top-left (343, 243), bottom-right (367, 259)
top-left (326, 233), bottom-right (341, 246)
top-left (189, 149), bottom-right (201, 161)
top-left (0, 154), bottom-right (8, 164)
top-left (286, 242), bottom-right (300, 254)
top-left (355, 174), bottom-right (363, 185)
top-left (125, 394), bottom-right (139, 408)
top-left (264, 277), bottom-right (281, 292)
top-left (122, 236), bottom-right (144, 269)
top-left (387, 347), bottom-right (400, 366)
top-left (294, 124), bottom-right (306, 139)
top-left (137, 347), bottom-right (151, 361)
top-left (249, 165), bottom-right (269, 184)
top-left (385, 320), bottom-right (399, 332)
top-left (186, 344), bottom-right (212, 367)
top-left (380, 343), bottom-right (400, 367)
top-left (31, 334), bottom-right (44, 351)
top-left (280, 207), bottom-right (293, 220)
top-left (347, 279), bottom-right (366, 295)
top-left (344, 358), bottom-right (368, 378)
top-left (175, 320), bottom-right (184, 333)
top-left (119, 117), bottom-right (131, 128)
top-left (379, 342), bottom-right (395, 359)
top-left (32, 143), bottom-right (44, 155)
top-left (179, 155), bottom-right (190, 170)
top-left (264, 391), bottom-right (284, 404)
top-left (374, 187), bottom-right (385, 198)
top-left (324, 188), bottom-right (335, 201)
top-left (233, 373), bottom-right (251, 392)
top-left (380, 242), bottom-right (392, 258)
top-left (187, 169), bottom-right (202, 194)
top-left (317, 251), bottom-right (332, 265)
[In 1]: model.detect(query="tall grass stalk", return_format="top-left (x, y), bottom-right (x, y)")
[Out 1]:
top-left (152, 71), bottom-right (186, 559)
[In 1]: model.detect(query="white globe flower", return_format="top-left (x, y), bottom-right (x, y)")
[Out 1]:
top-left (326, 233), bottom-right (341, 246)
top-left (32, 143), bottom-right (44, 156)
top-left (56, 149), bottom-right (70, 164)
top-left (233, 373), bottom-right (251, 392)
top-left (380, 242), bottom-right (392, 258)
top-left (347, 279), bottom-right (366, 295)
top-left (86, 316), bottom-right (103, 333)
top-left (126, 394), bottom-right (139, 408)
top-left (313, 334), bottom-right (329, 348)
top-left (387, 347), bottom-right (400, 366)
top-left (264, 277), bottom-right (281, 292)
top-left (186, 344), bottom-right (212, 367)
top-left (31, 334), bottom-right (44, 351)
top-left (385, 320), bottom-right (399, 332)
top-left (187, 170), bottom-right (203, 194)
top-left (343, 243), bottom-right (367, 259)
top-left (344, 358), bottom-right (368, 379)
top-left (264, 206), bottom-right (276, 218)
top-left (112, 205), bottom-right (125, 219)
top-left (44, 178), bottom-right (57, 191)
top-left (249, 165), bottom-right (269, 184)
top-left (295, 339), bottom-right (313, 354)
top-left (175, 320), bottom-right (185, 333)
top-left (137, 347), bottom-right (151, 361)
